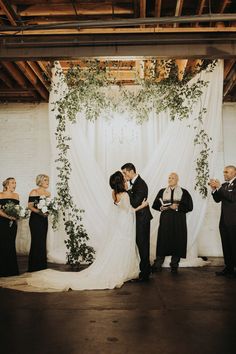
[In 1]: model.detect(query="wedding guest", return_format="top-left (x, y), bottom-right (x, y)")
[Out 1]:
top-left (209, 165), bottom-right (236, 278)
top-left (28, 174), bottom-right (51, 272)
top-left (0, 177), bottom-right (19, 276)
top-left (152, 173), bottom-right (193, 274)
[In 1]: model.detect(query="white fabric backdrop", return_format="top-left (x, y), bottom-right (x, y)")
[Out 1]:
top-left (47, 61), bottom-right (223, 266)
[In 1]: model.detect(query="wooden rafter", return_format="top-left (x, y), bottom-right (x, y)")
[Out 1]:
top-left (27, 61), bottom-right (50, 90)
top-left (0, 0), bottom-right (20, 26)
top-left (218, 0), bottom-right (230, 13)
top-left (224, 70), bottom-right (236, 97)
top-left (224, 59), bottom-right (236, 79)
top-left (140, 0), bottom-right (146, 28)
top-left (174, 0), bottom-right (184, 28)
top-left (194, 0), bottom-right (206, 27)
top-left (175, 59), bottom-right (188, 80)
top-left (17, 3), bottom-right (133, 17)
top-left (154, 0), bottom-right (162, 28)
top-left (1, 61), bottom-right (28, 87)
top-left (16, 61), bottom-right (49, 100)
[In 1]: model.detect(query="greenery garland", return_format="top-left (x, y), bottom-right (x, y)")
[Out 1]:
top-left (52, 59), bottom-right (216, 266)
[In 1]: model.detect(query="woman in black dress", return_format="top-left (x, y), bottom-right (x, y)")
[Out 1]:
top-left (0, 177), bottom-right (19, 276)
top-left (28, 174), bottom-right (51, 272)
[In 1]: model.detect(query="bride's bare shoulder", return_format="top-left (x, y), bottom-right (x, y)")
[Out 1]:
top-left (115, 192), bottom-right (128, 204)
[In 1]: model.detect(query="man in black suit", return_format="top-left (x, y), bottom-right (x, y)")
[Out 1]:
top-left (209, 165), bottom-right (236, 277)
top-left (121, 163), bottom-right (153, 282)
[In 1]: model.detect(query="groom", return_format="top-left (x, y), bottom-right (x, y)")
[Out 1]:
top-left (121, 163), bottom-right (153, 282)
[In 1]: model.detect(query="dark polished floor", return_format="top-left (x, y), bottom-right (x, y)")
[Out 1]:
top-left (1, 256), bottom-right (236, 354)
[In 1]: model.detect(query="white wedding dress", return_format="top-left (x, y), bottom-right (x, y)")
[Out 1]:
top-left (0, 193), bottom-right (139, 291)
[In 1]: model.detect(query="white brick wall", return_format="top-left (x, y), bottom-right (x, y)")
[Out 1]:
top-left (0, 103), bottom-right (50, 253)
top-left (0, 102), bottom-right (235, 257)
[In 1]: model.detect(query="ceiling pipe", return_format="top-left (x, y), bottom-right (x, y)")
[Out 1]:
top-left (0, 14), bottom-right (236, 32)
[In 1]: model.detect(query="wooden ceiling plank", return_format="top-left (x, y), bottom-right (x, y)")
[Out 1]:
top-left (154, 0), bottom-right (162, 28)
top-left (16, 61), bottom-right (49, 100)
top-left (224, 59), bottom-right (235, 79)
top-left (37, 61), bottom-right (51, 79)
top-left (1, 61), bottom-right (28, 87)
top-left (140, 0), bottom-right (146, 18)
top-left (0, 0), bottom-right (19, 26)
top-left (2, 25), bottom-right (236, 36)
top-left (219, 0), bottom-right (230, 13)
top-left (27, 61), bottom-right (50, 89)
top-left (155, 0), bottom-right (162, 17)
top-left (175, 59), bottom-right (188, 80)
top-left (224, 72), bottom-right (236, 97)
top-left (140, 0), bottom-right (146, 29)
top-left (173, 0), bottom-right (184, 28)
top-left (194, 0), bottom-right (206, 27)
top-left (18, 3), bottom-right (133, 17)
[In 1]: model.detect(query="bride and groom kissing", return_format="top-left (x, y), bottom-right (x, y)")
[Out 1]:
top-left (114, 162), bottom-right (153, 283)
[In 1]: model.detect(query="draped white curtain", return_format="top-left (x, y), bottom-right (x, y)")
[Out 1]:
top-left (47, 61), bottom-right (223, 266)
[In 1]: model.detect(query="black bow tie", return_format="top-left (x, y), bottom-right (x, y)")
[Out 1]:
top-left (130, 180), bottom-right (133, 186)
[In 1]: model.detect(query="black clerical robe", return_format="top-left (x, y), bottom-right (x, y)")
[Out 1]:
top-left (152, 188), bottom-right (193, 258)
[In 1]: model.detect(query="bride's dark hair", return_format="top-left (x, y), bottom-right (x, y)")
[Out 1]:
top-left (109, 171), bottom-right (126, 195)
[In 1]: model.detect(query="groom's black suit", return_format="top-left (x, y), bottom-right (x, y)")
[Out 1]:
top-left (212, 178), bottom-right (236, 272)
top-left (127, 175), bottom-right (153, 280)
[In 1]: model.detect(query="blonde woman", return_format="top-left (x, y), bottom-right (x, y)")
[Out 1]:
top-left (28, 174), bottom-right (51, 272)
top-left (0, 177), bottom-right (19, 276)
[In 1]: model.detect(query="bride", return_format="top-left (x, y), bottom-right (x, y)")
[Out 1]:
top-left (0, 171), bottom-right (148, 291)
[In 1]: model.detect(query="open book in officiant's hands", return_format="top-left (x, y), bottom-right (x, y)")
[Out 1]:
top-left (159, 198), bottom-right (172, 207)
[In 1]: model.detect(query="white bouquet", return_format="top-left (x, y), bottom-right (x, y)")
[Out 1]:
top-left (36, 196), bottom-right (59, 229)
top-left (1, 202), bottom-right (29, 226)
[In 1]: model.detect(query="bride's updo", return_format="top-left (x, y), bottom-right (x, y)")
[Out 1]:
top-left (109, 171), bottom-right (126, 194)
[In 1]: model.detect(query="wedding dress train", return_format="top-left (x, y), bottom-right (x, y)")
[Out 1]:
top-left (0, 193), bottom-right (139, 291)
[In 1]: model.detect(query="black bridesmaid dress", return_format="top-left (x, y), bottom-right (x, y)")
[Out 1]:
top-left (28, 196), bottom-right (48, 272)
top-left (0, 198), bottom-right (19, 277)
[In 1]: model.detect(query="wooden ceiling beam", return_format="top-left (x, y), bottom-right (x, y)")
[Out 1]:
top-left (218, 0), bottom-right (230, 13)
top-left (140, 0), bottom-right (146, 18)
top-left (2, 26), bottom-right (236, 36)
top-left (194, 0), bottom-right (206, 27)
top-left (0, 89), bottom-right (35, 97)
top-left (27, 61), bottom-right (50, 90)
top-left (15, 61), bottom-right (49, 100)
top-left (174, 0), bottom-right (184, 28)
top-left (37, 61), bottom-right (51, 80)
top-left (224, 59), bottom-right (235, 78)
top-left (175, 59), bottom-right (188, 80)
top-left (140, 0), bottom-right (146, 29)
top-left (224, 71), bottom-right (236, 97)
top-left (17, 4), bottom-right (133, 17)
top-left (154, 0), bottom-right (162, 28)
top-left (1, 61), bottom-right (28, 87)
top-left (0, 0), bottom-right (20, 25)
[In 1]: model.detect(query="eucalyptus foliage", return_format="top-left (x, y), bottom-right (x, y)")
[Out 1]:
top-left (53, 59), bottom-right (216, 266)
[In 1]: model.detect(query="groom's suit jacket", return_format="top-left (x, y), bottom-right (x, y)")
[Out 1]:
top-left (127, 175), bottom-right (153, 224)
top-left (212, 178), bottom-right (236, 226)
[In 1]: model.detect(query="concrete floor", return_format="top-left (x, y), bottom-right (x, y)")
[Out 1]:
top-left (0, 257), bottom-right (236, 354)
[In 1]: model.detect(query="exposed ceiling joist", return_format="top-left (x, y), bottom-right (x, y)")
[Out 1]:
top-left (2, 61), bottom-right (28, 87)
top-left (15, 61), bottom-right (49, 100)
top-left (0, 0), bottom-right (21, 25)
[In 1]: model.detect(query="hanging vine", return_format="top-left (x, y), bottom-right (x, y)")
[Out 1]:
top-left (52, 59), bottom-right (217, 266)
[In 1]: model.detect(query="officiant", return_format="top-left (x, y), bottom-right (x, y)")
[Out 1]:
top-left (152, 173), bottom-right (193, 274)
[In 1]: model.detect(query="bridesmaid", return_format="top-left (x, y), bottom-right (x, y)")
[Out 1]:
top-left (28, 174), bottom-right (51, 272)
top-left (0, 177), bottom-right (19, 276)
